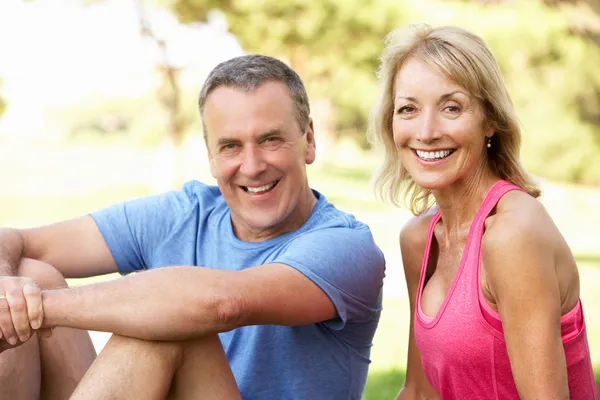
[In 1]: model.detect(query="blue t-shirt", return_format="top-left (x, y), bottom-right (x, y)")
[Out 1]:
top-left (91, 180), bottom-right (385, 399)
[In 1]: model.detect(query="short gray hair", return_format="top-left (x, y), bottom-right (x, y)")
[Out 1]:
top-left (198, 54), bottom-right (311, 139)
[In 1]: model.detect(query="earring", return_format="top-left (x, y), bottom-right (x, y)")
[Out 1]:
top-left (486, 136), bottom-right (492, 149)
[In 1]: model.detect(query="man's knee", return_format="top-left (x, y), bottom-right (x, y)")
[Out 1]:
top-left (107, 334), bottom-right (185, 366)
top-left (104, 334), bottom-right (223, 369)
top-left (17, 258), bottom-right (68, 290)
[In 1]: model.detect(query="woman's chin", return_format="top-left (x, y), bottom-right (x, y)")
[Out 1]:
top-left (411, 174), bottom-right (455, 192)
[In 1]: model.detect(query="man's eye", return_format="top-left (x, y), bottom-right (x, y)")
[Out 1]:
top-left (218, 144), bottom-right (240, 155)
top-left (260, 137), bottom-right (283, 150)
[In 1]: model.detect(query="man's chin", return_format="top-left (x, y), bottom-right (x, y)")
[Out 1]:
top-left (245, 217), bottom-right (282, 232)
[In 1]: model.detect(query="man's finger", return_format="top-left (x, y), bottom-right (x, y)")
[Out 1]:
top-left (6, 289), bottom-right (31, 343)
top-left (23, 283), bottom-right (42, 330)
top-left (0, 296), bottom-right (17, 345)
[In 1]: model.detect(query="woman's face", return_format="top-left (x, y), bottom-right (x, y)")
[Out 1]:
top-left (392, 57), bottom-right (493, 192)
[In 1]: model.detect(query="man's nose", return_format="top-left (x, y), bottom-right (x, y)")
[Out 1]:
top-left (239, 145), bottom-right (267, 177)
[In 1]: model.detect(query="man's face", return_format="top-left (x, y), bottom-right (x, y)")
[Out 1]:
top-left (203, 81), bottom-right (316, 241)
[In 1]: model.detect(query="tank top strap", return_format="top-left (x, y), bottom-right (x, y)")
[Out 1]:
top-left (416, 211), bottom-right (442, 321)
top-left (469, 180), bottom-right (523, 242)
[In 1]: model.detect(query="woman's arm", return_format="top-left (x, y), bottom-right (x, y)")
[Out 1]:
top-left (396, 217), bottom-right (440, 400)
top-left (483, 197), bottom-right (570, 399)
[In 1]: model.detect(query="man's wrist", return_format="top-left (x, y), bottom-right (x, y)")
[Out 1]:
top-left (41, 288), bottom-right (73, 329)
top-left (41, 289), bottom-right (57, 329)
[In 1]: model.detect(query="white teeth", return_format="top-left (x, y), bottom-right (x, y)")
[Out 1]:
top-left (416, 149), bottom-right (454, 160)
top-left (246, 181), bottom-right (277, 194)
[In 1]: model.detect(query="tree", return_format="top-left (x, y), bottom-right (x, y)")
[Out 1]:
top-left (136, 1), bottom-right (190, 151)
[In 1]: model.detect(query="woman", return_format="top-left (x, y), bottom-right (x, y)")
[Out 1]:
top-left (368, 24), bottom-right (598, 399)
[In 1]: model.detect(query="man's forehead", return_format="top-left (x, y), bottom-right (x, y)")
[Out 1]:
top-left (203, 84), bottom-right (296, 140)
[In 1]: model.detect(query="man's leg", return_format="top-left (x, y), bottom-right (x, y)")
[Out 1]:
top-left (71, 334), bottom-right (241, 400)
top-left (0, 258), bottom-right (97, 400)
top-left (167, 334), bottom-right (241, 399)
top-left (0, 334), bottom-right (41, 400)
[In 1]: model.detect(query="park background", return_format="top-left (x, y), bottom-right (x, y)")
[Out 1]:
top-left (0, 0), bottom-right (599, 397)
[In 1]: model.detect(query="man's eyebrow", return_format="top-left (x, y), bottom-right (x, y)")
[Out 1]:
top-left (215, 129), bottom-right (284, 147)
top-left (257, 129), bottom-right (283, 141)
top-left (216, 137), bottom-right (238, 147)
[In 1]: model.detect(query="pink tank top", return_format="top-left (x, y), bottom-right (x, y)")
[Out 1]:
top-left (413, 180), bottom-right (598, 399)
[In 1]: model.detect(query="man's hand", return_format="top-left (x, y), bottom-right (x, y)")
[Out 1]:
top-left (0, 277), bottom-right (44, 347)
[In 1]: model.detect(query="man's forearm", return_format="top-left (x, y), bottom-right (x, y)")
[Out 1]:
top-left (41, 266), bottom-right (240, 340)
top-left (0, 228), bottom-right (25, 276)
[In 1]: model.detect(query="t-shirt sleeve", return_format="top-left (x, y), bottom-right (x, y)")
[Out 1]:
top-left (90, 183), bottom-right (199, 274)
top-left (273, 227), bottom-right (385, 330)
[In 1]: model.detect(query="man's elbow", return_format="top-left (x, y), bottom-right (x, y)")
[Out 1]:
top-left (193, 290), bottom-right (245, 334)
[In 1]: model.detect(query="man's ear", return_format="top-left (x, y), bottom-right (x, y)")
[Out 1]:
top-left (305, 119), bottom-right (316, 165)
top-left (209, 157), bottom-right (217, 179)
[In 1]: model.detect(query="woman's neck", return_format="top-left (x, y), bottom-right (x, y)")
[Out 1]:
top-left (432, 170), bottom-right (499, 246)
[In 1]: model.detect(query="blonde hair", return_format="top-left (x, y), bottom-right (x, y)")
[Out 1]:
top-left (367, 24), bottom-right (540, 215)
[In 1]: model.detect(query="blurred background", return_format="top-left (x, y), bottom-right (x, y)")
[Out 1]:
top-left (1, 0), bottom-right (599, 397)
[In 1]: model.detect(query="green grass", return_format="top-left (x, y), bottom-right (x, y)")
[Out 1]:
top-left (363, 368), bottom-right (406, 399)
top-left (1, 141), bottom-right (599, 397)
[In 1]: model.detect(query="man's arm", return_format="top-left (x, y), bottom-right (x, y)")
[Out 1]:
top-left (0, 228), bottom-right (24, 276)
top-left (40, 225), bottom-right (384, 340)
top-left (5, 216), bottom-right (118, 278)
top-left (0, 216), bottom-right (118, 346)
top-left (42, 263), bottom-right (337, 340)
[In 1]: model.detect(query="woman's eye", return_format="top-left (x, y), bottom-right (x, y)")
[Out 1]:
top-left (397, 105), bottom-right (415, 114)
top-left (444, 105), bottom-right (461, 112)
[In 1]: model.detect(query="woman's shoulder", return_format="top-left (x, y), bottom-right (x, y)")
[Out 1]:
top-left (482, 189), bottom-right (564, 279)
top-left (400, 207), bottom-right (437, 247)
top-left (484, 189), bottom-right (557, 247)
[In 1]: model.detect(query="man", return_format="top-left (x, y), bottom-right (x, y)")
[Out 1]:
top-left (0, 55), bottom-right (385, 399)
